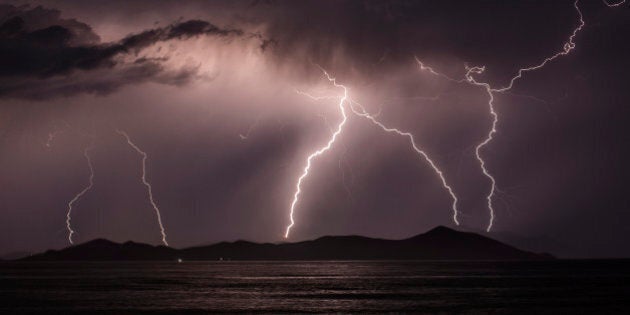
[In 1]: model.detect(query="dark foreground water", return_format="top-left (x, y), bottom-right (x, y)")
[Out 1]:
top-left (1, 260), bottom-right (630, 314)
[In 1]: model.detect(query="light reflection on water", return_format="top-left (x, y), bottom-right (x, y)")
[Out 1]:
top-left (1, 260), bottom-right (630, 313)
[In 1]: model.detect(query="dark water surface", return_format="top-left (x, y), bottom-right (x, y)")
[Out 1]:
top-left (1, 260), bottom-right (630, 314)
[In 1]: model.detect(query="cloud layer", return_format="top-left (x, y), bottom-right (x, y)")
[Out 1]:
top-left (0, 4), bottom-right (246, 99)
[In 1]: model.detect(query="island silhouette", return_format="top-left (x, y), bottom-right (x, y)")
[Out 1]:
top-left (23, 226), bottom-right (553, 261)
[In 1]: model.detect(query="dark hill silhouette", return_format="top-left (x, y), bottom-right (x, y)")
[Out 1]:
top-left (23, 226), bottom-right (554, 261)
top-left (0, 251), bottom-right (31, 260)
top-left (24, 239), bottom-right (177, 261)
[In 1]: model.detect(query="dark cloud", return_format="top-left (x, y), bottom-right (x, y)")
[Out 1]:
top-left (254, 0), bottom-right (583, 83)
top-left (0, 4), bottom-right (244, 99)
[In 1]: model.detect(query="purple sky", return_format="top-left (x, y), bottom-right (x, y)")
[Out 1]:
top-left (0, 0), bottom-right (629, 258)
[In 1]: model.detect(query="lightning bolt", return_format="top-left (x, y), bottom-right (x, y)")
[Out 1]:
top-left (116, 130), bottom-right (169, 246)
top-left (467, 0), bottom-right (624, 231)
top-left (485, 0), bottom-right (627, 96)
top-left (603, 0), bottom-right (626, 8)
top-left (318, 112), bottom-right (354, 204)
top-left (413, 0), bottom-right (624, 232)
top-left (347, 100), bottom-right (461, 226)
top-left (66, 142), bottom-right (95, 245)
top-left (464, 67), bottom-right (499, 232)
top-left (412, 57), bottom-right (500, 231)
top-left (299, 92), bottom-right (356, 204)
top-left (287, 69), bottom-right (461, 237)
top-left (285, 70), bottom-right (349, 238)
top-left (415, 57), bottom-right (465, 84)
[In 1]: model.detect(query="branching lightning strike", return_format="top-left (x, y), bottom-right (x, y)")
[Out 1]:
top-left (348, 100), bottom-right (461, 226)
top-left (287, 69), bottom-right (462, 237)
top-left (412, 58), bottom-right (498, 231)
top-left (116, 130), bottom-right (169, 246)
top-left (49, 0), bottom-right (627, 244)
top-left (285, 70), bottom-right (349, 238)
top-left (66, 142), bottom-right (95, 245)
top-left (464, 66), bottom-right (499, 232)
top-left (414, 0), bottom-right (624, 232)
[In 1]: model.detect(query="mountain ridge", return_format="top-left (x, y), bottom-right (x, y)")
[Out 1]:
top-left (21, 226), bottom-right (554, 261)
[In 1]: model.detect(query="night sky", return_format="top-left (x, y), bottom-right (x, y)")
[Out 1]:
top-left (0, 0), bottom-right (629, 258)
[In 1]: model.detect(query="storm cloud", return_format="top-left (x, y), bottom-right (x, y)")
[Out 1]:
top-left (0, 4), bottom-right (246, 99)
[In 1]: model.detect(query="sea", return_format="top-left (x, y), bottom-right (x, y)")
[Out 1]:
top-left (1, 260), bottom-right (629, 314)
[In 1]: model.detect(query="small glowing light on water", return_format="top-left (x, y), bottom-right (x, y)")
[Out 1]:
top-left (177, 258), bottom-right (183, 263)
